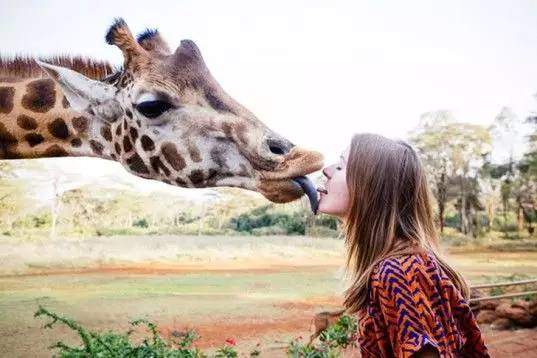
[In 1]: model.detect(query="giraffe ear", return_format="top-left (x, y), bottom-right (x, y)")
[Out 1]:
top-left (36, 60), bottom-right (115, 113)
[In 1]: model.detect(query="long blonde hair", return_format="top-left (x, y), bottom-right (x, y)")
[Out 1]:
top-left (343, 133), bottom-right (469, 313)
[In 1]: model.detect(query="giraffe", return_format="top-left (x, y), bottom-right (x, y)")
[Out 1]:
top-left (0, 19), bottom-right (323, 209)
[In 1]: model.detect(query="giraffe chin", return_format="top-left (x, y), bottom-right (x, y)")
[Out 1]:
top-left (256, 176), bottom-right (319, 214)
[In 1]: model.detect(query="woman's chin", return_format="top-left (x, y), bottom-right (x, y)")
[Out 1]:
top-left (318, 198), bottom-right (346, 218)
top-left (318, 199), bottom-right (334, 216)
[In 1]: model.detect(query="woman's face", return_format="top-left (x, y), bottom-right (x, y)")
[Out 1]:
top-left (318, 146), bottom-right (351, 219)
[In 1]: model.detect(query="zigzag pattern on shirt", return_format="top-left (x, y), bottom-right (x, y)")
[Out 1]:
top-left (356, 253), bottom-right (489, 358)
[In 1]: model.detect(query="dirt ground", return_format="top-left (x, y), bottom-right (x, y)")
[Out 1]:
top-left (2, 236), bottom-right (537, 357)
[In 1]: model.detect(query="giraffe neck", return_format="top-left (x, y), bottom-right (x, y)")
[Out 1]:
top-left (0, 76), bottom-right (113, 160)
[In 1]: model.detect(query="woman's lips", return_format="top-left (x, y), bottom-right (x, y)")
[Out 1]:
top-left (317, 188), bottom-right (328, 194)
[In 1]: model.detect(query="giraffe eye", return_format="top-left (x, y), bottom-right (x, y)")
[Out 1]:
top-left (135, 100), bottom-right (174, 118)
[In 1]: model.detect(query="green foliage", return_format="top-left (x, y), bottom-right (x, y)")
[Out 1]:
top-left (35, 307), bottom-right (358, 358)
top-left (287, 315), bottom-right (357, 358)
top-left (229, 206), bottom-right (306, 235)
top-left (133, 218), bottom-right (149, 228)
top-left (35, 306), bottom-right (212, 357)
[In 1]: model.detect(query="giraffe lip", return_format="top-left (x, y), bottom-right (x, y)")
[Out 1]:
top-left (292, 176), bottom-right (319, 214)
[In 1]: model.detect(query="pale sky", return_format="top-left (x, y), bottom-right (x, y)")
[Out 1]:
top-left (2, 0), bottom-right (536, 198)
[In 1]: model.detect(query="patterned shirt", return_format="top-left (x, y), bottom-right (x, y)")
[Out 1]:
top-left (356, 252), bottom-right (489, 357)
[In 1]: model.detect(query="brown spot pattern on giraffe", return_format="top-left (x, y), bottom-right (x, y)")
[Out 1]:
top-left (71, 138), bottom-right (82, 147)
top-left (115, 124), bottom-right (122, 136)
top-left (44, 145), bottom-right (68, 157)
top-left (206, 168), bottom-right (219, 186)
top-left (115, 142), bottom-right (121, 155)
top-left (123, 136), bottom-right (133, 152)
top-left (129, 127), bottom-right (138, 141)
top-left (0, 123), bottom-right (18, 146)
top-left (210, 146), bottom-right (228, 169)
top-left (100, 125), bottom-right (112, 142)
top-left (189, 169), bottom-right (205, 187)
top-left (188, 145), bottom-right (202, 163)
top-left (16, 115), bottom-right (38, 130)
top-left (25, 133), bottom-right (44, 147)
top-left (21, 79), bottom-right (56, 113)
top-left (48, 118), bottom-right (69, 139)
top-left (140, 135), bottom-right (155, 151)
top-left (161, 142), bottom-right (186, 171)
top-left (89, 140), bottom-right (104, 155)
top-left (175, 177), bottom-right (187, 186)
top-left (126, 153), bottom-right (149, 174)
top-left (72, 116), bottom-right (89, 134)
top-left (0, 87), bottom-right (15, 114)
top-left (150, 156), bottom-right (171, 176)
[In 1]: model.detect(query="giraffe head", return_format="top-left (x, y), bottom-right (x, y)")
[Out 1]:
top-left (37, 19), bottom-right (323, 207)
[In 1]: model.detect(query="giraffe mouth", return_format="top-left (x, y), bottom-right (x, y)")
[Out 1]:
top-left (255, 147), bottom-right (323, 210)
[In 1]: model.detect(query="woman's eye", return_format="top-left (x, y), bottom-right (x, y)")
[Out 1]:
top-left (135, 100), bottom-right (174, 118)
top-left (336, 166), bottom-right (342, 170)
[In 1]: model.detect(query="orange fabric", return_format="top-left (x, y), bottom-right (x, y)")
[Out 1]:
top-left (356, 253), bottom-right (489, 357)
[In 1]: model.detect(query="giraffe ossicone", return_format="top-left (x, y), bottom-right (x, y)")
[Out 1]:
top-left (0, 18), bottom-right (323, 210)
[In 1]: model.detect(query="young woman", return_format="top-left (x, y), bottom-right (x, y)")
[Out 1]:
top-left (317, 133), bottom-right (489, 358)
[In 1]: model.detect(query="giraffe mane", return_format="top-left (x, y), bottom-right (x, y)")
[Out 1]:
top-left (0, 55), bottom-right (119, 81)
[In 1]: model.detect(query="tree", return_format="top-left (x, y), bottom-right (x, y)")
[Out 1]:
top-left (410, 111), bottom-right (491, 235)
top-left (410, 111), bottom-right (455, 232)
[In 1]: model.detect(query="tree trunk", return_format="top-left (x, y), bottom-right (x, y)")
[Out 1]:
top-left (436, 171), bottom-right (447, 233)
top-left (438, 201), bottom-right (445, 233)
top-left (486, 202), bottom-right (495, 232)
top-left (517, 204), bottom-right (524, 232)
top-left (459, 177), bottom-right (469, 234)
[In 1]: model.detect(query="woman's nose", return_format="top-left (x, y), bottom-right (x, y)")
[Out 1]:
top-left (322, 167), bottom-right (331, 179)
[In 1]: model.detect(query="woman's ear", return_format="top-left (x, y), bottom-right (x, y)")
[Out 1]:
top-left (36, 60), bottom-right (115, 113)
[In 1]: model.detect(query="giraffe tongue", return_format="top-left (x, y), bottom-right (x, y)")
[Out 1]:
top-left (292, 176), bottom-right (319, 215)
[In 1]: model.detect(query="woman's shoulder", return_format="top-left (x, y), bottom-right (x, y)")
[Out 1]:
top-left (371, 251), bottom-right (438, 280)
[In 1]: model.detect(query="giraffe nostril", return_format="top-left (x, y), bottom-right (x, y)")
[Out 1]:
top-left (267, 138), bottom-right (293, 156)
top-left (269, 144), bottom-right (285, 155)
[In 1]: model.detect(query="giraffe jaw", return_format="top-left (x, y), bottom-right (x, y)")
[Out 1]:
top-left (253, 146), bottom-right (324, 208)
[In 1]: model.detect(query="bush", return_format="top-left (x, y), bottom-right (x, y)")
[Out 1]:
top-left (35, 307), bottom-right (358, 358)
top-left (229, 208), bottom-right (306, 235)
top-left (287, 315), bottom-right (357, 357)
top-left (133, 218), bottom-right (149, 228)
top-left (34, 306), bottom-right (234, 357)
